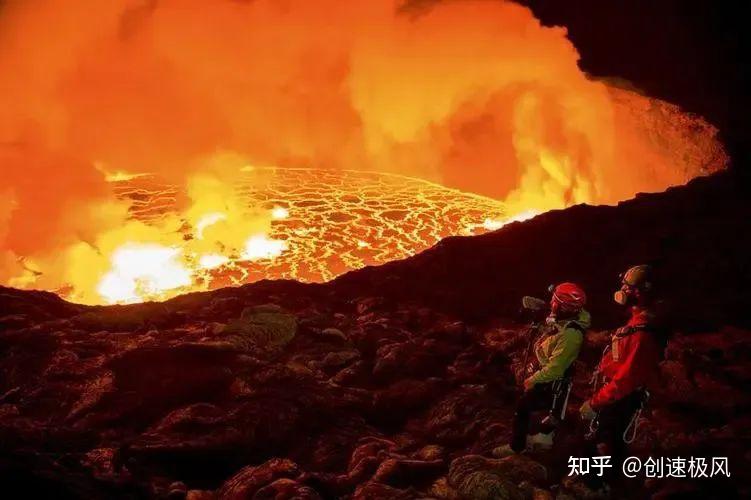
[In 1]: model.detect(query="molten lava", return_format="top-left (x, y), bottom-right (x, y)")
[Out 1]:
top-left (97, 244), bottom-right (192, 304)
top-left (89, 167), bottom-right (509, 304)
top-left (0, 0), bottom-right (728, 304)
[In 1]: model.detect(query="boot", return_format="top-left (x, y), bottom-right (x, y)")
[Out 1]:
top-left (527, 431), bottom-right (554, 451)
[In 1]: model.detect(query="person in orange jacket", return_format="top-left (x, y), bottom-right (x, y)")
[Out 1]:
top-left (580, 265), bottom-right (667, 473)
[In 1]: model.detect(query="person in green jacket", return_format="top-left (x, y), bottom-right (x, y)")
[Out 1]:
top-left (494, 282), bottom-right (589, 457)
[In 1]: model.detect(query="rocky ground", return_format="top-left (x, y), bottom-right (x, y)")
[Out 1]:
top-left (1, 172), bottom-right (750, 499)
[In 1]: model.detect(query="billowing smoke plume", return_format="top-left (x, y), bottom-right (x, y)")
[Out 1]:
top-left (0, 0), bottom-right (726, 303)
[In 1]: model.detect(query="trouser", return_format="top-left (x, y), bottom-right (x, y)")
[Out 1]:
top-left (586, 390), bottom-right (645, 484)
top-left (510, 382), bottom-right (555, 452)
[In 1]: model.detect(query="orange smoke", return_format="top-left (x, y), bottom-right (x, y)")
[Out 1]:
top-left (0, 0), bottom-right (727, 304)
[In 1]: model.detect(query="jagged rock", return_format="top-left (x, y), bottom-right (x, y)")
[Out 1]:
top-left (371, 457), bottom-right (444, 487)
top-left (352, 481), bottom-right (416, 500)
top-left (320, 327), bottom-right (348, 341)
top-left (408, 385), bottom-right (492, 445)
top-left (343, 435), bottom-right (445, 489)
top-left (372, 378), bottom-right (443, 423)
top-left (347, 438), bottom-right (397, 482)
top-left (558, 476), bottom-right (610, 500)
top-left (204, 297), bottom-right (244, 319)
top-left (448, 344), bottom-right (512, 387)
top-left (354, 297), bottom-right (386, 315)
top-left (0, 404), bottom-right (19, 418)
top-left (0, 386), bottom-right (21, 404)
top-left (228, 377), bottom-right (253, 397)
top-left (300, 419), bottom-right (373, 472)
top-left (429, 476), bottom-right (461, 499)
top-left (222, 305), bottom-right (297, 348)
top-left (372, 336), bottom-right (460, 382)
top-left (659, 360), bottom-right (694, 401)
top-left (67, 372), bottom-right (114, 422)
top-left (71, 303), bottom-right (174, 331)
top-left (531, 486), bottom-right (554, 500)
top-left (80, 447), bottom-right (118, 480)
top-left (120, 405), bottom-right (245, 474)
top-left (106, 344), bottom-right (237, 421)
top-left (150, 403), bottom-right (226, 433)
top-left (248, 303), bottom-right (284, 314)
top-left (332, 360), bottom-right (371, 386)
top-left (413, 444), bottom-right (444, 461)
top-left (125, 402), bottom-right (287, 467)
top-left (313, 350), bottom-right (360, 371)
top-left (448, 455), bottom-right (525, 500)
top-left (447, 454), bottom-right (547, 499)
top-left (255, 477), bottom-right (322, 498)
top-left (0, 286), bottom-right (85, 319)
top-left (348, 322), bottom-right (409, 359)
top-left (0, 314), bottom-right (30, 330)
top-left (208, 322), bottom-right (227, 335)
top-left (186, 490), bottom-right (215, 500)
top-left (216, 458), bottom-right (301, 499)
top-left (167, 481), bottom-right (188, 499)
top-left (488, 455), bottom-right (547, 484)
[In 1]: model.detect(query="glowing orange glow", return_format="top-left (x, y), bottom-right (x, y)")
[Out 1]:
top-left (198, 253), bottom-right (230, 270)
top-left (195, 212), bottom-right (228, 240)
top-left (0, 0), bottom-right (727, 304)
top-left (97, 244), bottom-right (192, 304)
top-left (87, 168), bottom-right (510, 302)
top-left (242, 235), bottom-right (288, 261)
top-left (477, 210), bottom-right (542, 233)
top-left (271, 207), bottom-right (290, 220)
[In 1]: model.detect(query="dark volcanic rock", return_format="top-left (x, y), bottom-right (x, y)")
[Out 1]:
top-left (1, 172), bottom-right (750, 498)
top-left (351, 481), bottom-right (416, 500)
top-left (216, 458), bottom-right (301, 499)
top-left (447, 455), bottom-right (522, 500)
top-left (331, 171), bottom-right (751, 331)
top-left (0, 286), bottom-right (87, 320)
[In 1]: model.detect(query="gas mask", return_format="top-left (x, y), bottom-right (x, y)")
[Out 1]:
top-left (615, 265), bottom-right (652, 306)
top-left (614, 284), bottom-right (636, 306)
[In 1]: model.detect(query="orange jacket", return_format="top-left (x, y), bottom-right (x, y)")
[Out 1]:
top-left (590, 307), bottom-right (663, 409)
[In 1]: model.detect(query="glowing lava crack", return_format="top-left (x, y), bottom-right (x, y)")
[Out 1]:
top-left (106, 168), bottom-right (511, 303)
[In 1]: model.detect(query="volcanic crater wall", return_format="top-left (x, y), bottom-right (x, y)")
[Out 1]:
top-left (0, 170), bottom-right (749, 498)
top-left (330, 170), bottom-right (750, 330)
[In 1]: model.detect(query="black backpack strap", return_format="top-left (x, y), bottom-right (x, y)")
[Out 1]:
top-left (561, 318), bottom-right (587, 335)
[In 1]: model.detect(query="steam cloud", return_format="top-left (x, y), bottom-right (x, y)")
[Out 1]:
top-left (0, 0), bottom-right (726, 302)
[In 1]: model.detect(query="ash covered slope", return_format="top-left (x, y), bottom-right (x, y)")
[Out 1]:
top-left (0, 171), bottom-right (749, 499)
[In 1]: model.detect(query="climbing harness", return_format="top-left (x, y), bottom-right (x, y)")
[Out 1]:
top-left (541, 374), bottom-right (574, 428)
top-left (623, 390), bottom-right (650, 444)
top-left (585, 412), bottom-right (600, 441)
top-left (552, 376), bottom-right (573, 420)
top-left (585, 354), bottom-right (605, 441)
top-left (585, 321), bottom-right (659, 443)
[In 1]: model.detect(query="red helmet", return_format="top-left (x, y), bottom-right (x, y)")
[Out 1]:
top-left (551, 282), bottom-right (586, 313)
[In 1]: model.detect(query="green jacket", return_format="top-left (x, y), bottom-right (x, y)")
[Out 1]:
top-left (528, 309), bottom-right (590, 386)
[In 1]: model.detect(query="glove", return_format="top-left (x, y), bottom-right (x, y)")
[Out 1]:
top-left (523, 377), bottom-right (536, 392)
top-left (579, 400), bottom-right (597, 421)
